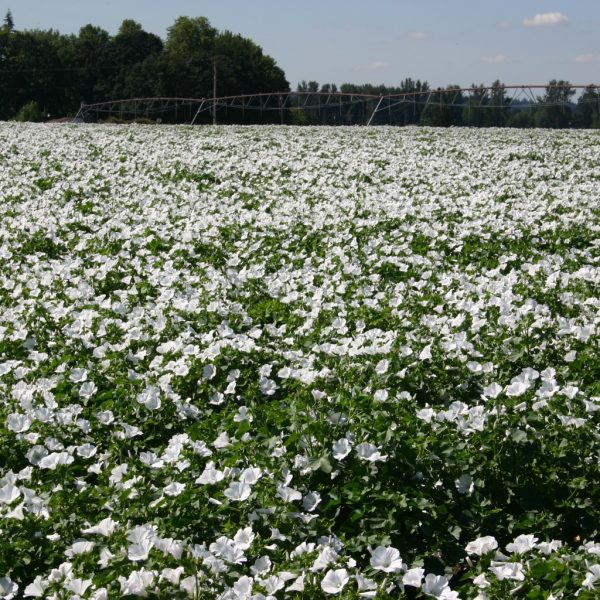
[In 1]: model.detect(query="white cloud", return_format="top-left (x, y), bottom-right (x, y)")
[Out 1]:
top-left (482, 53), bottom-right (511, 65)
top-left (523, 12), bottom-right (568, 27)
top-left (574, 54), bottom-right (600, 63)
top-left (408, 31), bottom-right (427, 40)
top-left (369, 61), bottom-right (391, 71)
top-left (354, 61), bottom-right (392, 72)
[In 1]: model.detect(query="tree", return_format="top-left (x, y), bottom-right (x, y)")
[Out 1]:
top-left (0, 28), bottom-right (71, 119)
top-left (73, 25), bottom-right (112, 102)
top-left (320, 83), bottom-right (338, 94)
top-left (165, 16), bottom-right (216, 57)
top-left (107, 20), bottom-right (163, 98)
top-left (574, 86), bottom-right (600, 128)
top-left (3, 9), bottom-right (14, 32)
top-left (462, 84), bottom-right (489, 127)
top-left (534, 80), bottom-right (575, 128)
top-left (506, 109), bottom-right (534, 128)
top-left (489, 80), bottom-right (510, 127)
top-left (421, 85), bottom-right (462, 127)
top-left (213, 30), bottom-right (288, 96)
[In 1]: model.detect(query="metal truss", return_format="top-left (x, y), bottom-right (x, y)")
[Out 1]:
top-left (75, 84), bottom-right (600, 125)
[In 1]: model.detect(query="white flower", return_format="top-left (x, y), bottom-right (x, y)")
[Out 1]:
top-left (370, 546), bottom-right (405, 573)
top-left (196, 462), bottom-right (224, 485)
top-left (65, 579), bottom-right (93, 596)
top-left (234, 406), bottom-right (253, 422)
top-left (402, 567), bottom-right (424, 588)
top-left (489, 562), bottom-right (525, 581)
top-left (472, 573), bottom-right (490, 588)
top-left (179, 576), bottom-right (200, 596)
top-left (287, 572), bottom-right (305, 592)
top-left (91, 588), bottom-right (108, 600)
top-left (422, 573), bottom-right (450, 597)
top-left (482, 383), bottom-right (502, 399)
top-left (0, 577), bottom-right (18, 600)
top-left (355, 573), bottom-right (377, 597)
top-left (239, 467), bottom-right (262, 485)
top-left (66, 540), bottom-right (95, 557)
top-left (321, 569), bottom-right (349, 595)
top-left (505, 380), bottom-right (530, 397)
top-left (536, 540), bottom-right (562, 555)
top-left (76, 443), bottom-right (97, 459)
top-left (465, 536), bottom-right (498, 556)
top-left (39, 451), bottom-right (74, 470)
top-left (81, 517), bottom-right (118, 537)
top-left (203, 364), bottom-right (216, 380)
top-left (234, 526), bottom-right (255, 549)
top-left (79, 381), bottom-right (97, 399)
top-left (259, 377), bottom-right (277, 395)
top-left (375, 359), bottom-right (389, 374)
top-left (582, 564), bottom-right (600, 589)
top-left (128, 538), bottom-right (154, 562)
top-left (137, 386), bottom-right (161, 410)
top-left (160, 567), bottom-right (184, 585)
top-left (0, 482), bottom-right (20, 505)
top-left (261, 575), bottom-right (286, 594)
top-left (454, 474), bottom-right (474, 495)
top-left (118, 569), bottom-right (155, 597)
top-left (332, 438), bottom-right (352, 459)
top-left (373, 389), bottom-right (389, 402)
top-left (277, 485), bottom-right (302, 502)
top-left (233, 575), bottom-right (253, 596)
top-left (23, 576), bottom-right (47, 597)
top-left (213, 431), bottom-right (231, 449)
top-left (209, 391), bottom-right (224, 405)
top-left (417, 407), bottom-right (435, 423)
top-left (303, 491), bottom-right (321, 512)
top-left (250, 556), bottom-right (272, 576)
top-left (419, 344), bottom-right (432, 360)
top-left (505, 534), bottom-right (538, 554)
top-left (70, 368), bottom-right (88, 383)
top-left (224, 482), bottom-right (251, 501)
top-left (355, 442), bottom-right (388, 462)
top-left (164, 481), bottom-right (186, 496)
top-left (7, 413), bottom-right (32, 433)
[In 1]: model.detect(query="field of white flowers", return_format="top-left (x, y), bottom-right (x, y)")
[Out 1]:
top-left (0, 123), bottom-right (599, 599)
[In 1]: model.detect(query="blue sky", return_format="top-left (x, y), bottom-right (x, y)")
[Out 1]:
top-left (6, 1), bottom-right (600, 89)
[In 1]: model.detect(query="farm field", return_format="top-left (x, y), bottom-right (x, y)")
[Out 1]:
top-left (0, 123), bottom-right (599, 599)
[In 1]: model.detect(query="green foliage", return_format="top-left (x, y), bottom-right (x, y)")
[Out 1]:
top-left (15, 100), bottom-right (45, 122)
top-left (0, 16), bottom-right (289, 121)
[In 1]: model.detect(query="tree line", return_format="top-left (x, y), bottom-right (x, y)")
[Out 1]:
top-left (295, 79), bottom-right (600, 128)
top-left (0, 12), bottom-right (289, 122)
top-left (1, 9), bottom-right (599, 128)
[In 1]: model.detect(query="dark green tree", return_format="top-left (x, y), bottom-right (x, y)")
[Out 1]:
top-left (573, 85), bottom-right (600, 128)
top-left (534, 80), bottom-right (575, 128)
top-left (421, 85), bottom-right (462, 127)
top-left (213, 30), bottom-right (288, 96)
top-left (0, 28), bottom-right (72, 119)
top-left (462, 84), bottom-right (489, 127)
top-left (488, 80), bottom-right (511, 127)
top-left (162, 16), bottom-right (216, 98)
top-left (3, 9), bottom-right (14, 31)
top-left (107, 20), bottom-right (163, 98)
top-left (73, 25), bottom-right (112, 103)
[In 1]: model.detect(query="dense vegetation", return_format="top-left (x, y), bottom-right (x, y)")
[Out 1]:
top-left (0, 123), bottom-right (599, 598)
top-left (294, 80), bottom-right (600, 128)
top-left (1, 10), bottom-right (600, 127)
top-left (0, 12), bottom-right (289, 121)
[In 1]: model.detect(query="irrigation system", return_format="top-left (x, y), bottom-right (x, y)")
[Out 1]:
top-left (74, 84), bottom-right (600, 126)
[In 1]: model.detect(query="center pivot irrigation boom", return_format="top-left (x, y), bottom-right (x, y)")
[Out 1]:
top-left (74, 84), bottom-right (599, 125)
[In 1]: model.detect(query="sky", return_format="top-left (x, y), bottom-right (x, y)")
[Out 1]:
top-left (5, 0), bottom-right (600, 89)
